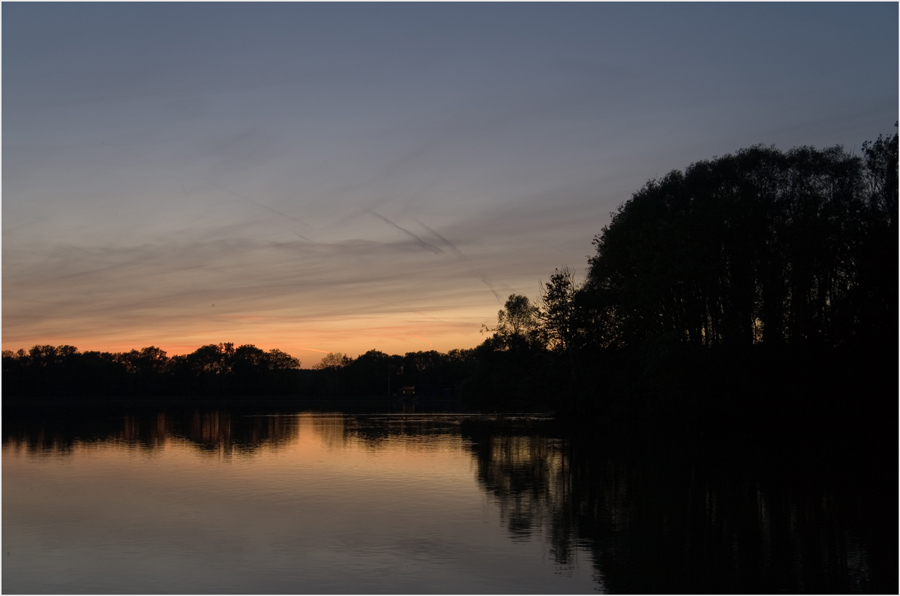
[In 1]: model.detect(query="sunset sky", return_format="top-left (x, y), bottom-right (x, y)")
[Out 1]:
top-left (3, 3), bottom-right (897, 364)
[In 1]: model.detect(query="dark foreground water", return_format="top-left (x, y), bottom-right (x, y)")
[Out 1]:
top-left (3, 406), bottom-right (896, 593)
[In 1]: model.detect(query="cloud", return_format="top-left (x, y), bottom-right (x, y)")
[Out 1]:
top-left (2, 218), bottom-right (509, 354)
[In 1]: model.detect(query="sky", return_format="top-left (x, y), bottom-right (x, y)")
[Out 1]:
top-left (3, 2), bottom-right (897, 364)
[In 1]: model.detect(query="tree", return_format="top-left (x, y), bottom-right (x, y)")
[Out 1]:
top-left (313, 352), bottom-right (351, 370)
top-left (540, 267), bottom-right (580, 353)
top-left (119, 346), bottom-right (169, 375)
top-left (856, 124), bottom-right (899, 346)
top-left (862, 123), bottom-right (899, 223)
top-left (313, 352), bottom-right (352, 396)
top-left (267, 348), bottom-right (300, 370)
top-left (489, 294), bottom-right (545, 349)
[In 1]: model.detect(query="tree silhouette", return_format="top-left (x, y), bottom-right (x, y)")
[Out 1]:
top-left (583, 140), bottom-right (895, 349)
top-left (313, 352), bottom-right (352, 396)
top-left (539, 267), bottom-right (580, 353)
top-left (488, 294), bottom-right (545, 349)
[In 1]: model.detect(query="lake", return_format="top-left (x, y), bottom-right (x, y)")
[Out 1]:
top-left (3, 405), bottom-right (896, 593)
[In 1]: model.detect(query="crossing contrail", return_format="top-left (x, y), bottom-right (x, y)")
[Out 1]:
top-left (368, 210), bottom-right (444, 254)
top-left (411, 217), bottom-right (464, 257)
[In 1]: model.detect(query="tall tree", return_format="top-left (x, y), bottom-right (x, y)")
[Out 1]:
top-left (540, 267), bottom-right (580, 354)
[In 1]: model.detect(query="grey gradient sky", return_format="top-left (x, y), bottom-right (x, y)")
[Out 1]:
top-left (3, 2), bottom-right (897, 361)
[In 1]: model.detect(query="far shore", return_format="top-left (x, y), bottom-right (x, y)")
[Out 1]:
top-left (2, 395), bottom-right (466, 410)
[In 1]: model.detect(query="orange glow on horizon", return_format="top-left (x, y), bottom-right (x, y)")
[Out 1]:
top-left (2, 310), bottom-right (489, 362)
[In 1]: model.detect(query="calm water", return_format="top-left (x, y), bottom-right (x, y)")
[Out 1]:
top-left (3, 407), bottom-right (896, 593)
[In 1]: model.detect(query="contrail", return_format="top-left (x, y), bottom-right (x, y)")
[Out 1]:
top-left (411, 215), bottom-right (507, 304)
top-left (409, 334), bottom-right (433, 348)
top-left (296, 347), bottom-right (333, 354)
top-left (411, 217), bottom-right (464, 257)
top-left (480, 275), bottom-right (503, 303)
top-left (368, 211), bottom-right (444, 254)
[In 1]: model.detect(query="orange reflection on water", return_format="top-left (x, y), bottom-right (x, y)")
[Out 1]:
top-left (3, 411), bottom-right (478, 494)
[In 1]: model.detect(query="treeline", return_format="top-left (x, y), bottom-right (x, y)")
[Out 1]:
top-left (306, 349), bottom-right (474, 398)
top-left (1, 342), bottom-right (477, 400)
top-left (2, 344), bottom-right (300, 398)
top-left (465, 129), bottom-right (898, 437)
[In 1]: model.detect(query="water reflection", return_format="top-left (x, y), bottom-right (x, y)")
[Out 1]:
top-left (3, 408), bottom-right (300, 458)
top-left (460, 419), bottom-right (896, 594)
top-left (465, 423), bottom-right (567, 543)
top-left (3, 408), bottom-right (895, 593)
top-left (2, 409), bottom-right (472, 456)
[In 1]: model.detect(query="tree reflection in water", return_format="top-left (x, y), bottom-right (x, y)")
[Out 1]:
top-left (3, 408), bottom-right (894, 592)
top-left (459, 417), bottom-right (896, 594)
top-left (2, 407), bottom-right (300, 458)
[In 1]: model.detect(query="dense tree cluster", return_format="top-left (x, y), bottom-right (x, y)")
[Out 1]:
top-left (469, 129), bottom-right (898, 425)
top-left (582, 138), bottom-right (897, 349)
top-left (478, 131), bottom-right (896, 359)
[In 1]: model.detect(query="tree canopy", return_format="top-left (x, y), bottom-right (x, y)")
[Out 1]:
top-left (581, 137), bottom-right (897, 349)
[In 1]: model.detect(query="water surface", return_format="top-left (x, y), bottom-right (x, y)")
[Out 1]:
top-left (3, 407), bottom-right (895, 593)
